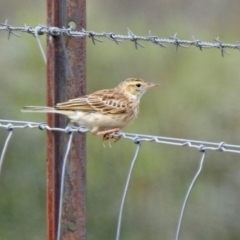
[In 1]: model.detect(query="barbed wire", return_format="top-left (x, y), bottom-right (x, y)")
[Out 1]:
top-left (1, 21), bottom-right (240, 56)
top-left (1, 119), bottom-right (240, 240)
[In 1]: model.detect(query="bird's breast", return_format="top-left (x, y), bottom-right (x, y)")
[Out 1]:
top-left (68, 110), bottom-right (132, 131)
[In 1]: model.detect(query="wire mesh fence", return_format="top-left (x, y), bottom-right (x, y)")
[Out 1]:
top-left (1, 119), bottom-right (240, 240)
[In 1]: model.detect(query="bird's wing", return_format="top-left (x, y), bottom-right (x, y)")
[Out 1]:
top-left (56, 89), bottom-right (130, 114)
top-left (56, 95), bottom-right (93, 111)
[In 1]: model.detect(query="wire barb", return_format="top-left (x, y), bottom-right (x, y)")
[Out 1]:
top-left (1, 20), bottom-right (20, 39)
top-left (170, 33), bottom-right (189, 51)
top-left (127, 28), bottom-right (145, 49)
top-left (22, 23), bottom-right (35, 36)
top-left (215, 37), bottom-right (230, 56)
top-left (191, 35), bottom-right (211, 51)
top-left (82, 28), bottom-right (103, 44)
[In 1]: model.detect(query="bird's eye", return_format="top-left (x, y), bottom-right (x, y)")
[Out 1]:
top-left (136, 83), bottom-right (141, 88)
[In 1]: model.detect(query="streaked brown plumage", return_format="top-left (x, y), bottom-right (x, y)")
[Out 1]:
top-left (22, 78), bottom-right (159, 140)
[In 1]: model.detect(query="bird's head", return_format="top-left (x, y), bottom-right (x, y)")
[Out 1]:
top-left (117, 78), bottom-right (159, 100)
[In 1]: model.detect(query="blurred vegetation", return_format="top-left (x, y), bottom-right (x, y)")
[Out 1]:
top-left (1, 0), bottom-right (240, 239)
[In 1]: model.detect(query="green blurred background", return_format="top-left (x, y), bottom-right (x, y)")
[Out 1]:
top-left (1, 0), bottom-right (240, 239)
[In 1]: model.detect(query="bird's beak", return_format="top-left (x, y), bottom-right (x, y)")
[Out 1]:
top-left (145, 83), bottom-right (160, 89)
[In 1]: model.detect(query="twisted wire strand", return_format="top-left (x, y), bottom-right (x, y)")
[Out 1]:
top-left (1, 22), bottom-right (240, 55)
top-left (0, 120), bottom-right (240, 153)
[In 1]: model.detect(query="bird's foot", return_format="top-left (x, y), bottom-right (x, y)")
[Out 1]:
top-left (103, 132), bottom-right (121, 143)
top-left (93, 128), bottom-right (122, 145)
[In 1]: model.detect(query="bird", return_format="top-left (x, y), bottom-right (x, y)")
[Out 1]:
top-left (22, 78), bottom-right (159, 141)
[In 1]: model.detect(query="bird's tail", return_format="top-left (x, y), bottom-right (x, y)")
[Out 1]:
top-left (21, 106), bottom-right (57, 113)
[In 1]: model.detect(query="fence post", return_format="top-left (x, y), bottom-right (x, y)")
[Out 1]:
top-left (46, 1), bottom-right (86, 240)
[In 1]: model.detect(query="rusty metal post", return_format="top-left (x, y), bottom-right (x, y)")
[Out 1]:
top-left (47, 1), bottom-right (86, 240)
